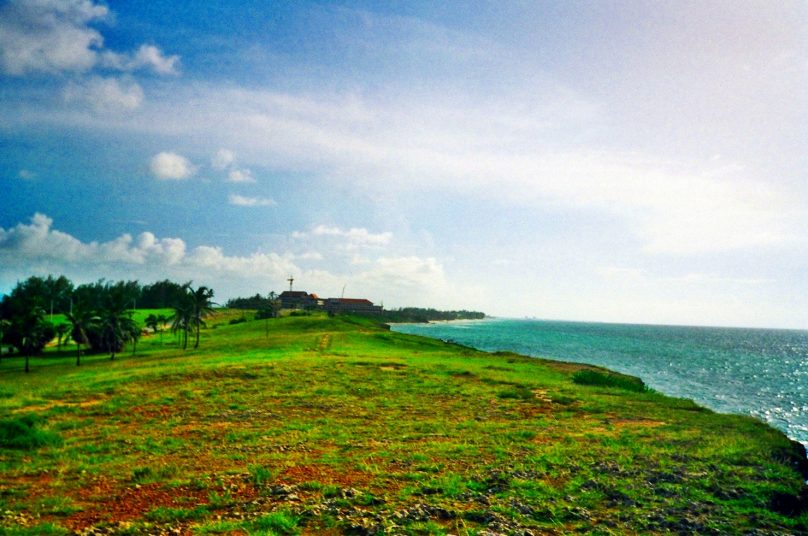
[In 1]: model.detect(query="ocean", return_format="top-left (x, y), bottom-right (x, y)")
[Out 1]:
top-left (390, 318), bottom-right (808, 446)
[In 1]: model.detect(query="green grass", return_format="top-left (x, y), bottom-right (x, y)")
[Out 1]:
top-left (571, 369), bottom-right (648, 392)
top-left (0, 414), bottom-right (62, 450)
top-left (0, 313), bottom-right (806, 534)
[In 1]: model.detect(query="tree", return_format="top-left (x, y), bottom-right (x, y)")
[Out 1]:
top-left (0, 318), bottom-right (9, 361)
top-left (130, 327), bottom-right (140, 356)
top-left (42, 275), bottom-right (74, 318)
top-left (170, 302), bottom-right (191, 350)
top-left (66, 305), bottom-right (97, 367)
top-left (13, 307), bottom-right (55, 373)
top-left (145, 314), bottom-right (159, 334)
top-left (257, 291), bottom-right (282, 337)
top-left (157, 314), bottom-right (168, 342)
top-left (145, 313), bottom-right (167, 344)
top-left (95, 283), bottom-right (138, 360)
top-left (97, 309), bottom-right (137, 360)
top-left (55, 323), bottom-right (70, 350)
top-left (140, 280), bottom-right (186, 309)
top-left (188, 285), bottom-right (215, 349)
top-left (1, 278), bottom-right (56, 372)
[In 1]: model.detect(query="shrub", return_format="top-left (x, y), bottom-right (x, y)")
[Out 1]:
top-left (572, 370), bottom-right (647, 392)
top-left (0, 415), bottom-right (62, 450)
top-left (228, 317), bottom-right (247, 325)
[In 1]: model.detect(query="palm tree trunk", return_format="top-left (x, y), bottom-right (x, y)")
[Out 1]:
top-left (76, 342), bottom-right (81, 366)
top-left (25, 354), bottom-right (29, 373)
top-left (194, 324), bottom-right (200, 349)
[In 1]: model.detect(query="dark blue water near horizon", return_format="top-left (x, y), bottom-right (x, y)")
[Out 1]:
top-left (391, 318), bottom-right (808, 446)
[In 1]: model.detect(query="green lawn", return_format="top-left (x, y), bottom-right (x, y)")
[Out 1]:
top-left (0, 313), bottom-right (806, 534)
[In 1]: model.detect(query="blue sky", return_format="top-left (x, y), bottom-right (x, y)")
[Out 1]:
top-left (1, 0), bottom-right (807, 328)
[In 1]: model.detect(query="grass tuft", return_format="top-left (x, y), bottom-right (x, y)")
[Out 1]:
top-left (572, 370), bottom-right (647, 392)
top-left (0, 414), bottom-right (62, 450)
top-left (249, 509), bottom-right (300, 535)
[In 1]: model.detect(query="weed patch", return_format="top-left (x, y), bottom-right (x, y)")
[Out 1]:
top-left (572, 370), bottom-right (647, 392)
top-left (250, 464), bottom-right (276, 486)
top-left (248, 509), bottom-right (300, 535)
top-left (145, 506), bottom-right (208, 523)
top-left (0, 414), bottom-right (62, 450)
top-left (497, 386), bottom-right (534, 400)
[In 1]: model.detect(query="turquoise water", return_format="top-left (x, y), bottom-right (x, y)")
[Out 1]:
top-left (391, 318), bottom-right (808, 446)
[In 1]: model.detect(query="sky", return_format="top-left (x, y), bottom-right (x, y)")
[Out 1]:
top-left (1, 0), bottom-right (807, 329)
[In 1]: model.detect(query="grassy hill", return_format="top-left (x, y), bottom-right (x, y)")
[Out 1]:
top-left (1, 313), bottom-right (806, 534)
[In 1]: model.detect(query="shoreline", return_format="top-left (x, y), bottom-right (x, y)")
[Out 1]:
top-left (1, 314), bottom-right (807, 533)
top-left (391, 318), bottom-right (808, 448)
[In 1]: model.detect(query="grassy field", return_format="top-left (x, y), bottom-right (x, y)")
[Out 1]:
top-left (1, 312), bottom-right (807, 535)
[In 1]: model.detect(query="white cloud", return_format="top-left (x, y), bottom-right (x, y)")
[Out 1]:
top-left (0, 1), bottom-right (178, 78)
top-left (295, 251), bottom-right (324, 261)
top-left (18, 169), bottom-right (36, 180)
top-left (227, 169), bottom-right (255, 183)
top-left (63, 76), bottom-right (144, 112)
top-left (296, 225), bottom-right (393, 248)
top-left (150, 151), bottom-right (194, 180)
top-left (64, 83), bottom-right (795, 256)
top-left (228, 194), bottom-right (276, 207)
top-left (130, 44), bottom-right (179, 75)
top-left (212, 149), bottom-right (235, 170)
top-left (0, 214), bottom-right (463, 308)
top-left (212, 149), bottom-right (255, 183)
top-left (100, 44), bottom-right (180, 75)
top-left (0, 0), bottom-right (108, 75)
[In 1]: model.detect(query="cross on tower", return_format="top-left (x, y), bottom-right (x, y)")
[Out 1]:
top-left (287, 276), bottom-right (294, 292)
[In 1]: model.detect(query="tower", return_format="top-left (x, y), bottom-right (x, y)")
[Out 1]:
top-left (287, 276), bottom-right (294, 292)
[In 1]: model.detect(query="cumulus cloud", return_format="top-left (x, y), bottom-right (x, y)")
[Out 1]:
top-left (212, 149), bottom-right (255, 183)
top-left (294, 225), bottom-right (393, 249)
top-left (0, 0), bottom-right (178, 76)
top-left (63, 76), bottom-right (144, 111)
top-left (212, 149), bottom-right (235, 170)
top-left (150, 152), bottom-right (194, 180)
top-left (228, 194), bottom-right (276, 207)
top-left (227, 169), bottom-right (255, 183)
top-left (0, 214), bottom-right (458, 308)
top-left (0, 0), bottom-right (108, 75)
top-left (129, 44), bottom-right (179, 75)
top-left (100, 44), bottom-right (179, 75)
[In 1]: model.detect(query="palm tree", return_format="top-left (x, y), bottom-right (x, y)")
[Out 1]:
top-left (156, 314), bottom-right (168, 344)
top-left (65, 306), bottom-right (97, 367)
top-left (55, 323), bottom-right (70, 351)
top-left (188, 285), bottom-right (215, 349)
top-left (97, 291), bottom-right (138, 360)
top-left (130, 327), bottom-right (141, 356)
top-left (16, 306), bottom-right (54, 373)
top-left (170, 302), bottom-right (191, 350)
top-left (99, 310), bottom-right (137, 360)
top-left (145, 314), bottom-right (159, 334)
top-left (0, 318), bottom-right (10, 362)
top-left (145, 313), bottom-right (169, 345)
